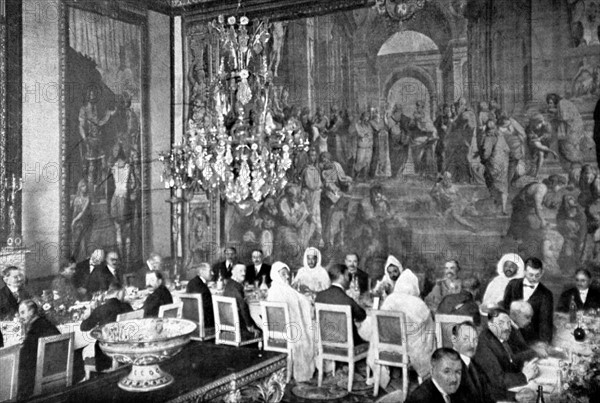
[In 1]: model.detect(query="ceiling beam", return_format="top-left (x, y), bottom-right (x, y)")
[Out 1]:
top-left (142, 0), bottom-right (375, 19)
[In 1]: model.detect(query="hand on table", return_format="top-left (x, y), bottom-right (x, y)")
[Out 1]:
top-left (531, 342), bottom-right (549, 358)
top-left (522, 359), bottom-right (540, 381)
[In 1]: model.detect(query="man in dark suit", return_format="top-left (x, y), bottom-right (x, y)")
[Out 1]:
top-left (135, 252), bottom-right (166, 290)
top-left (186, 262), bottom-right (215, 329)
top-left (345, 252), bottom-right (369, 294)
top-left (0, 266), bottom-right (31, 318)
top-left (80, 282), bottom-right (133, 371)
top-left (212, 246), bottom-right (239, 281)
top-left (245, 249), bottom-right (271, 286)
top-left (405, 348), bottom-right (464, 403)
top-left (502, 257), bottom-right (554, 343)
top-left (142, 271), bottom-right (173, 317)
top-left (508, 300), bottom-right (548, 366)
top-left (315, 263), bottom-right (367, 345)
top-left (473, 308), bottom-right (539, 402)
top-left (73, 249), bottom-right (105, 299)
top-left (451, 321), bottom-right (492, 403)
top-left (557, 269), bottom-right (600, 312)
top-left (87, 251), bottom-right (122, 296)
top-left (17, 299), bottom-right (61, 400)
top-left (223, 264), bottom-right (261, 340)
top-left (437, 276), bottom-right (482, 325)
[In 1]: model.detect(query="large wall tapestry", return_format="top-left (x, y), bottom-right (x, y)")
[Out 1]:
top-left (182, 3), bottom-right (600, 289)
top-left (60, 2), bottom-right (149, 267)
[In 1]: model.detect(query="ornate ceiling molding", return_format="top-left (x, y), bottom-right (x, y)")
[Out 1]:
top-left (142, 0), bottom-right (375, 20)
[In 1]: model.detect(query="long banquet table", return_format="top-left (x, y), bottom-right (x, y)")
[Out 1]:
top-left (22, 341), bottom-right (288, 403)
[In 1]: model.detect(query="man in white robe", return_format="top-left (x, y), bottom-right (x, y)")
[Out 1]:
top-left (481, 253), bottom-right (525, 312)
top-left (292, 247), bottom-right (330, 293)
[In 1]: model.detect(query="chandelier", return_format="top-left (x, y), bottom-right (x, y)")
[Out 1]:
top-left (374, 0), bottom-right (427, 22)
top-left (159, 14), bottom-right (301, 204)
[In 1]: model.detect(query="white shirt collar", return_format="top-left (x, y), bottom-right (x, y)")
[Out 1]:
top-left (580, 288), bottom-right (589, 300)
top-left (332, 283), bottom-right (345, 290)
top-left (523, 280), bottom-right (538, 301)
top-left (460, 354), bottom-right (471, 367)
top-left (108, 266), bottom-right (117, 275)
top-left (431, 378), bottom-right (450, 401)
top-left (7, 285), bottom-right (19, 295)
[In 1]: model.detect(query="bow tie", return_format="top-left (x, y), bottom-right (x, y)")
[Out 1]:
top-left (524, 284), bottom-right (535, 289)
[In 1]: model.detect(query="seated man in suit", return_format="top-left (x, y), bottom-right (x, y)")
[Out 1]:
top-left (509, 300), bottom-right (548, 366)
top-left (426, 260), bottom-right (463, 313)
top-left (315, 263), bottom-right (367, 345)
top-left (222, 264), bottom-right (261, 340)
top-left (451, 321), bottom-right (492, 403)
top-left (345, 252), bottom-right (369, 294)
top-left (74, 249), bottom-right (105, 300)
top-left (87, 251), bottom-right (122, 295)
top-left (81, 282), bottom-right (133, 371)
top-left (503, 257), bottom-right (554, 343)
top-left (473, 308), bottom-right (539, 402)
top-left (245, 249), bottom-right (271, 286)
top-left (557, 269), bottom-right (600, 312)
top-left (186, 262), bottom-right (215, 330)
top-left (142, 271), bottom-right (173, 317)
top-left (0, 266), bottom-right (31, 318)
top-left (437, 276), bottom-right (482, 325)
top-left (17, 299), bottom-right (61, 400)
top-left (212, 246), bottom-right (239, 281)
top-left (405, 348), bottom-right (464, 403)
top-left (135, 252), bottom-right (166, 289)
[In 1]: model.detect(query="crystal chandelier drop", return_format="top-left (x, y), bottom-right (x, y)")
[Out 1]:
top-left (374, 0), bottom-right (427, 22)
top-left (159, 14), bottom-right (300, 204)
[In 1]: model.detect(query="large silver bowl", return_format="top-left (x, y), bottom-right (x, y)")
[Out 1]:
top-left (91, 318), bottom-right (197, 392)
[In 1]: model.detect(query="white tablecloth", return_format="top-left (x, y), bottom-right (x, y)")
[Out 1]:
top-left (1, 321), bottom-right (91, 350)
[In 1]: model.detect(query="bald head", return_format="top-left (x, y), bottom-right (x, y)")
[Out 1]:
top-left (231, 264), bottom-right (246, 283)
top-left (510, 300), bottom-right (533, 329)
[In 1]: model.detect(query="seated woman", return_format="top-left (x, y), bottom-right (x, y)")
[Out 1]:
top-left (51, 258), bottom-right (78, 306)
top-left (267, 262), bottom-right (315, 382)
top-left (359, 280), bottom-right (435, 388)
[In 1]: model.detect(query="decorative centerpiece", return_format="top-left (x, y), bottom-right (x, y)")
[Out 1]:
top-left (562, 346), bottom-right (600, 402)
top-left (91, 318), bottom-right (197, 392)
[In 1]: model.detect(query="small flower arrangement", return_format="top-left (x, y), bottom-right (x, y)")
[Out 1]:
top-left (562, 346), bottom-right (600, 402)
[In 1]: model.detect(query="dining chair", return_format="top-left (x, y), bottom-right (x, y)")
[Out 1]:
top-left (212, 296), bottom-right (262, 348)
top-left (371, 309), bottom-right (409, 398)
top-left (158, 302), bottom-right (183, 319)
top-left (315, 303), bottom-right (369, 392)
top-left (179, 293), bottom-right (215, 341)
top-left (115, 309), bottom-right (144, 322)
top-left (0, 344), bottom-right (21, 402)
top-left (434, 313), bottom-right (473, 349)
top-left (260, 301), bottom-right (293, 382)
top-left (34, 332), bottom-right (74, 396)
